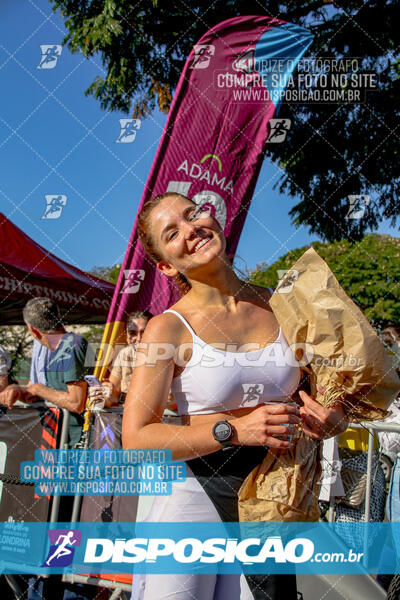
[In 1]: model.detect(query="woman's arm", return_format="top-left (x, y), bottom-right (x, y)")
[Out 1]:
top-left (122, 315), bottom-right (300, 460)
top-left (108, 373), bottom-right (122, 400)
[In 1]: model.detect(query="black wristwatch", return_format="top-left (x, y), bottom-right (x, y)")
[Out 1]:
top-left (212, 420), bottom-right (235, 450)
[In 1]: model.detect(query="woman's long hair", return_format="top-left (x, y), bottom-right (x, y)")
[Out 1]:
top-left (137, 193), bottom-right (193, 295)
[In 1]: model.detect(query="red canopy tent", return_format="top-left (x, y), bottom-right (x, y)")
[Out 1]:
top-left (0, 213), bottom-right (115, 324)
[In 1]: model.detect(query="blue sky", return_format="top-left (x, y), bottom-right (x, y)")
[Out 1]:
top-left (0, 0), bottom-right (398, 276)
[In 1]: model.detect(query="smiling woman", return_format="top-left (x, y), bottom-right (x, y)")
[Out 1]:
top-left (137, 193), bottom-right (219, 295)
top-left (123, 192), bottom-right (348, 600)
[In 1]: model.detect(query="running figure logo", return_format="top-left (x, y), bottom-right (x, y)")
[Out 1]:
top-left (241, 384), bottom-right (264, 406)
top-left (266, 119), bottom-right (291, 143)
top-left (190, 45), bottom-right (215, 69)
top-left (276, 269), bottom-right (299, 294)
top-left (46, 335), bottom-right (76, 371)
top-left (345, 195), bottom-right (370, 220)
top-left (116, 119), bottom-right (142, 143)
top-left (120, 269), bottom-right (145, 294)
top-left (42, 195), bottom-right (67, 220)
top-left (42, 529), bottom-right (81, 567)
top-left (193, 190), bottom-right (227, 231)
top-left (37, 45), bottom-right (62, 70)
top-left (319, 459), bottom-right (342, 486)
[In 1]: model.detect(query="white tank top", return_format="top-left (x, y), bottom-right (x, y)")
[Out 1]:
top-left (164, 302), bottom-right (301, 415)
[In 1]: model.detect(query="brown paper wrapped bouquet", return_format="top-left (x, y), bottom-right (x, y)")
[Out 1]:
top-left (238, 247), bottom-right (400, 522)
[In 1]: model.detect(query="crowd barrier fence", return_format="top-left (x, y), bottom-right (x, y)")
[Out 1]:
top-left (327, 421), bottom-right (400, 523)
top-left (2, 405), bottom-right (400, 598)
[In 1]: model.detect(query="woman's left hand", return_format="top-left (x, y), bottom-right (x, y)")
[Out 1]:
top-left (299, 387), bottom-right (349, 440)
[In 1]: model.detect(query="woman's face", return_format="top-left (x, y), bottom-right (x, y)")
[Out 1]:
top-left (150, 195), bottom-right (226, 279)
top-left (126, 317), bottom-right (148, 346)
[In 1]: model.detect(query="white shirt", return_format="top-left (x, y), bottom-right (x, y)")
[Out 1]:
top-left (30, 339), bottom-right (49, 385)
top-left (378, 399), bottom-right (400, 457)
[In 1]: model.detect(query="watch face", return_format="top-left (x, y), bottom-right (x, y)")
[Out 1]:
top-left (214, 421), bottom-right (232, 442)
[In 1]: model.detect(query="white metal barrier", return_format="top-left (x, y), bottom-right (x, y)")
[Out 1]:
top-left (62, 414), bottom-right (400, 598)
top-left (332, 421), bottom-right (400, 522)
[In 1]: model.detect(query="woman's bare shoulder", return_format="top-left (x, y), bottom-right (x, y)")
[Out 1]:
top-left (141, 311), bottom-right (186, 344)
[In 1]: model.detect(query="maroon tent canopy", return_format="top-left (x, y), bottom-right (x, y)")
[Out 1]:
top-left (0, 213), bottom-right (115, 324)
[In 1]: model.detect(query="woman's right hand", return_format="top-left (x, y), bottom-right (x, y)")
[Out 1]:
top-left (233, 403), bottom-right (301, 449)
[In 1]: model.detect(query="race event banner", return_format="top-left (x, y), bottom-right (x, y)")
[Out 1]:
top-left (96, 16), bottom-right (313, 378)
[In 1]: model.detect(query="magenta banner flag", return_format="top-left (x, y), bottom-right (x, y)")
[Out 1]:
top-left (109, 16), bottom-right (313, 321)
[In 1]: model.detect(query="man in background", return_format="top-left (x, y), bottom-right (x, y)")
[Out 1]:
top-left (0, 298), bottom-right (97, 600)
top-left (0, 297), bottom-right (93, 447)
top-left (382, 325), bottom-right (400, 374)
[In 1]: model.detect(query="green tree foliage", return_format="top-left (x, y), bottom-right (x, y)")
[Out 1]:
top-left (51, 0), bottom-right (400, 242)
top-left (0, 326), bottom-right (33, 383)
top-left (89, 263), bottom-right (121, 284)
top-left (249, 234), bottom-right (400, 327)
top-left (82, 264), bottom-right (122, 347)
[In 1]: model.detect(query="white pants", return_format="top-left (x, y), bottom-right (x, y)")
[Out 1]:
top-left (131, 467), bottom-right (253, 600)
